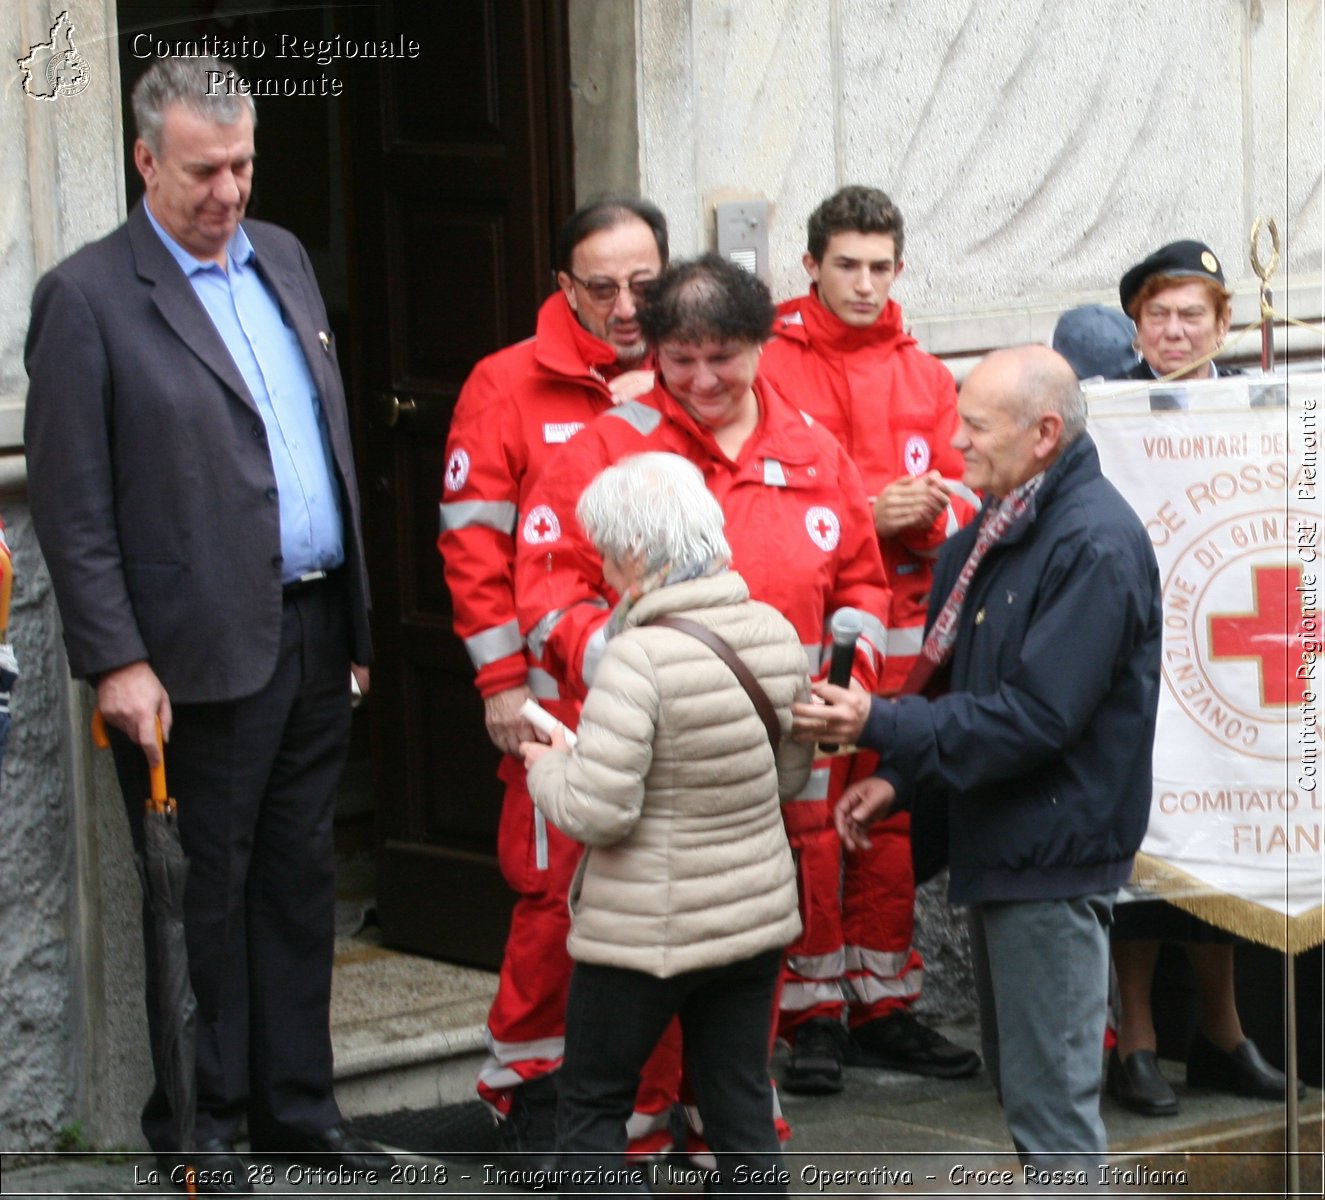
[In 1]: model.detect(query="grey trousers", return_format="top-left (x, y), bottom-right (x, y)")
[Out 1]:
top-left (967, 892), bottom-right (1115, 1185)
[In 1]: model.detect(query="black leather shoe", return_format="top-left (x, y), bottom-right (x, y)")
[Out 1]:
top-left (254, 1124), bottom-right (394, 1173)
top-left (782, 1017), bottom-right (847, 1095)
top-left (845, 1011), bottom-right (982, 1079)
top-left (1106, 1049), bottom-right (1178, 1116)
top-left (1187, 1031), bottom-right (1308, 1100)
top-left (156, 1138), bottom-right (253, 1196)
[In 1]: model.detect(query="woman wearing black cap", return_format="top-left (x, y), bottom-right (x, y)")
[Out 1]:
top-left (1116, 239), bottom-right (1241, 383)
top-left (1105, 240), bottom-right (1295, 1119)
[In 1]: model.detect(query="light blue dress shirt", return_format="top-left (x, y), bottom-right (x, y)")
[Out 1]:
top-left (144, 204), bottom-right (344, 582)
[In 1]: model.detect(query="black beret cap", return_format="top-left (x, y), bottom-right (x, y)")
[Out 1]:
top-left (1119, 239), bottom-right (1226, 314)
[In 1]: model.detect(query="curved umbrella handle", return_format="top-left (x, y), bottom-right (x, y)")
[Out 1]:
top-left (91, 710), bottom-right (169, 810)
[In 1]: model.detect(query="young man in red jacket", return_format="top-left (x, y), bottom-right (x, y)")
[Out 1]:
top-left (438, 197), bottom-right (667, 1160)
top-left (760, 186), bottom-right (981, 1093)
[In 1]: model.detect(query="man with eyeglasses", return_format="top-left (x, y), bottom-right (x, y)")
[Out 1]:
top-left (438, 196), bottom-right (668, 1164)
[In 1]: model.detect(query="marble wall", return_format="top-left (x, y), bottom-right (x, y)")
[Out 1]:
top-left (632, 0), bottom-right (1323, 361)
top-left (2, 0), bottom-right (147, 1151)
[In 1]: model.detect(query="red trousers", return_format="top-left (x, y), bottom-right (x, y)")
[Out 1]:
top-left (778, 754), bottom-right (924, 1038)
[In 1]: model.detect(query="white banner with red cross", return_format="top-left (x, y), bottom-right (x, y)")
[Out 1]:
top-left (1087, 374), bottom-right (1324, 953)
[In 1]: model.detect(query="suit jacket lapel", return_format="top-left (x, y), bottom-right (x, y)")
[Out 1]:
top-left (128, 204), bottom-right (259, 414)
top-left (243, 228), bottom-right (338, 407)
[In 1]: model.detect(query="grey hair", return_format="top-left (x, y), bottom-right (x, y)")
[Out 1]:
top-left (576, 453), bottom-right (731, 576)
top-left (131, 57), bottom-right (256, 155)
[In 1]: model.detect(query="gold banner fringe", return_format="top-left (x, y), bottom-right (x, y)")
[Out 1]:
top-left (1131, 852), bottom-right (1325, 954)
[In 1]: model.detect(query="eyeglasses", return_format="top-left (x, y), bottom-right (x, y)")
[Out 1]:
top-left (565, 271), bottom-right (655, 305)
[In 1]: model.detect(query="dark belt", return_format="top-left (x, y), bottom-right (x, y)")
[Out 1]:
top-left (282, 567), bottom-right (341, 599)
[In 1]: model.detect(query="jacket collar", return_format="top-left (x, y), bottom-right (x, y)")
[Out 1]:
top-left (991, 433), bottom-right (1101, 547)
top-left (533, 292), bottom-right (641, 381)
top-left (625, 571), bottom-right (751, 627)
top-left (775, 288), bottom-right (916, 357)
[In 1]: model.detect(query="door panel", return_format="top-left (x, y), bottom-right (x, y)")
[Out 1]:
top-left (344, 0), bottom-right (572, 966)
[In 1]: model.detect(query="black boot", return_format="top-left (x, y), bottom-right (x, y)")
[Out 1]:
top-left (498, 1072), bottom-right (560, 1170)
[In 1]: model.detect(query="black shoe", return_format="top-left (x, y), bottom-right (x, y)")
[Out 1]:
top-left (845, 1011), bottom-right (982, 1079)
top-left (252, 1123), bottom-right (393, 1173)
top-left (498, 1072), bottom-right (559, 1169)
top-left (1187, 1032), bottom-right (1308, 1101)
top-left (782, 1017), bottom-right (846, 1095)
top-left (155, 1139), bottom-right (252, 1197)
top-left (1106, 1049), bottom-right (1179, 1116)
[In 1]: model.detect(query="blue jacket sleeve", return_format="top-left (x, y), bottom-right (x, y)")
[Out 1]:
top-left (863, 528), bottom-right (1150, 795)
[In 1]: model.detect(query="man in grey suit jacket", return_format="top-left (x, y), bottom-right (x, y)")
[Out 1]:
top-left (25, 57), bottom-right (385, 1192)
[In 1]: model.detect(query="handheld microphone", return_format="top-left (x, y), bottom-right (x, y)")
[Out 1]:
top-left (821, 607), bottom-right (864, 751)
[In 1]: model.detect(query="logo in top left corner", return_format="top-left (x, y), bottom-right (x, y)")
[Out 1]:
top-left (18, 11), bottom-right (89, 101)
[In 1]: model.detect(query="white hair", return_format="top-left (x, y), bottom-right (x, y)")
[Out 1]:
top-left (576, 453), bottom-right (730, 576)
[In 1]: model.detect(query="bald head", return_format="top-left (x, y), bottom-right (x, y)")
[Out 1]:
top-left (953, 345), bottom-right (1086, 498)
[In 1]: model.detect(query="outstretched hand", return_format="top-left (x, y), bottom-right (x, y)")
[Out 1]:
top-left (833, 775), bottom-right (897, 851)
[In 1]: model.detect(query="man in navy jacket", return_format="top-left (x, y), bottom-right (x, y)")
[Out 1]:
top-left (796, 344), bottom-right (1162, 1179)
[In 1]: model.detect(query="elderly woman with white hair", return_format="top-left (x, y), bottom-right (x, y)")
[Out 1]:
top-left (520, 451), bottom-right (812, 1192)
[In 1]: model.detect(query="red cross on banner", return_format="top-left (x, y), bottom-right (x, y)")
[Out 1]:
top-left (1209, 563), bottom-right (1314, 707)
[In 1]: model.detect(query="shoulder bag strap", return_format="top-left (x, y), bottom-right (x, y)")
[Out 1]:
top-left (650, 615), bottom-right (781, 753)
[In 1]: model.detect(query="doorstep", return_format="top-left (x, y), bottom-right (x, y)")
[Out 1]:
top-left (329, 924), bottom-right (497, 1119)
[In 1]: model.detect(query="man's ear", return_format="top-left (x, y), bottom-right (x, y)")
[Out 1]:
top-left (895, 259), bottom-right (905, 279)
top-left (556, 271), bottom-right (578, 313)
top-left (133, 138), bottom-right (156, 188)
top-left (1034, 411), bottom-right (1065, 462)
top-left (802, 252), bottom-right (820, 283)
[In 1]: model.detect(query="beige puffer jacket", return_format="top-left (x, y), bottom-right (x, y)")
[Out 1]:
top-left (526, 570), bottom-right (812, 978)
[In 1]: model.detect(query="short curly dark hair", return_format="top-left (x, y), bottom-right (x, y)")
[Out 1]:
top-left (636, 255), bottom-right (775, 347)
top-left (806, 185), bottom-right (905, 263)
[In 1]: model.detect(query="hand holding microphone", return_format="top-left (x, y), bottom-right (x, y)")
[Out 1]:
top-left (820, 607), bottom-right (864, 752)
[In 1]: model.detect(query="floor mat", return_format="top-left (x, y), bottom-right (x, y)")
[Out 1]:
top-left (351, 1101), bottom-right (502, 1157)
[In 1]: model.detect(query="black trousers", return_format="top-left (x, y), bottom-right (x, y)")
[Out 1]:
top-left (557, 948), bottom-right (786, 1196)
top-left (111, 578), bottom-right (353, 1150)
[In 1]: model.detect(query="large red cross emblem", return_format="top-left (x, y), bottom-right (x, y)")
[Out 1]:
top-left (1209, 564), bottom-right (1314, 707)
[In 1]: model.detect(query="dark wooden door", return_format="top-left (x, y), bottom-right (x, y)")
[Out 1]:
top-left (344, 0), bottom-right (573, 966)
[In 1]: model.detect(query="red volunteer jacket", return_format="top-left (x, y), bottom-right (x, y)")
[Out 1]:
top-left (514, 377), bottom-right (891, 717)
top-left (439, 293), bottom-right (630, 699)
top-left (760, 291), bottom-right (978, 690)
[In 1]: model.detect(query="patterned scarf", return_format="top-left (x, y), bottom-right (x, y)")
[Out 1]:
top-left (901, 471), bottom-right (1046, 696)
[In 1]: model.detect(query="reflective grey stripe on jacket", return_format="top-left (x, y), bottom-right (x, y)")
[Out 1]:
top-left (526, 597), bottom-right (611, 667)
top-left (887, 624), bottom-right (924, 660)
top-left (439, 499), bottom-right (518, 534)
top-left (527, 667), bottom-right (560, 700)
top-left (603, 400), bottom-right (663, 436)
top-left (464, 620), bottom-right (522, 669)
